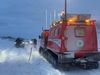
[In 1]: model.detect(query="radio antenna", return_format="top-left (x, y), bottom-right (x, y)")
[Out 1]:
top-left (54, 10), bottom-right (56, 21)
top-left (50, 12), bottom-right (52, 25)
top-left (45, 9), bottom-right (48, 28)
top-left (65, 0), bottom-right (67, 20)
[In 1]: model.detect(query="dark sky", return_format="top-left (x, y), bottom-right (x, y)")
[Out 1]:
top-left (0, 0), bottom-right (100, 38)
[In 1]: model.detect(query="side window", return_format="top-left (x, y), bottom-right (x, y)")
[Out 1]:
top-left (55, 28), bottom-right (60, 36)
top-left (50, 29), bottom-right (55, 36)
top-left (41, 33), bottom-right (44, 39)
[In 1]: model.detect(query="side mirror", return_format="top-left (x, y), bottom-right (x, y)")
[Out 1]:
top-left (39, 35), bottom-right (41, 39)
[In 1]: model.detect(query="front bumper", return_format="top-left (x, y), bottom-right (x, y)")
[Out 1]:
top-left (57, 52), bottom-right (100, 63)
top-left (58, 52), bottom-right (75, 63)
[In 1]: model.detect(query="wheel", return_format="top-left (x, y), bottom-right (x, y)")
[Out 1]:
top-left (80, 62), bottom-right (99, 70)
top-left (82, 63), bottom-right (88, 70)
top-left (45, 50), bottom-right (58, 69)
top-left (92, 62), bottom-right (99, 69)
top-left (39, 47), bottom-right (44, 55)
top-left (47, 52), bottom-right (57, 66)
top-left (86, 62), bottom-right (99, 69)
top-left (79, 62), bottom-right (90, 70)
top-left (39, 47), bottom-right (41, 54)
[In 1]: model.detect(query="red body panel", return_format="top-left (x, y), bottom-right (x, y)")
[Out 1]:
top-left (40, 20), bottom-right (98, 58)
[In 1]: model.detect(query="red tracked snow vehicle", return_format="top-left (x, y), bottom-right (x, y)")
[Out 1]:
top-left (39, 13), bottom-right (100, 69)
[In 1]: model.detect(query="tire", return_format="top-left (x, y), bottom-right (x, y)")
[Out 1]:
top-left (39, 47), bottom-right (43, 55)
top-left (81, 62), bottom-right (99, 70)
top-left (93, 62), bottom-right (99, 69)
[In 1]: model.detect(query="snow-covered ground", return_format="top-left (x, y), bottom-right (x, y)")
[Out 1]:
top-left (0, 33), bottom-right (100, 75)
top-left (0, 39), bottom-right (63, 75)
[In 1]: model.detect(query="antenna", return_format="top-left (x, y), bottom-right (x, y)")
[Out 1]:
top-left (52, 9), bottom-right (56, 24)
top-left (65, 0), bottom-right (67, 20)
top-left (54, 10), bottom-right (56, 21)
top-left (42, 27), bottom-right (43, 31)
top-left (45, 9), bottom-right (48, 28)
top-left (50, 12), bottom-right (52, 25)
top-left (57, 13), bottom-right (61, 20)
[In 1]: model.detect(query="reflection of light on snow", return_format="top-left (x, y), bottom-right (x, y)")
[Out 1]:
top-left (8, 51), bottom-right (29, 62)
top-left (28, 49), bottom-right (41, 63)
top-left (0, 50), bottom-right (8, 63)
top-left (47, 69), bottom-right (65, 75)
top-left (0, 46), bottom-right (40, 63)
top-left (0, 50), bottom-right (29, 63)
top-left (31, 50), bottom-right (40, 58)
top-left (0, 42), bottom-right (40, 63)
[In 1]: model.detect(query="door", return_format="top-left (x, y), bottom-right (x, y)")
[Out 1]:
top-left (64, 25), bottom-right (93, 52)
